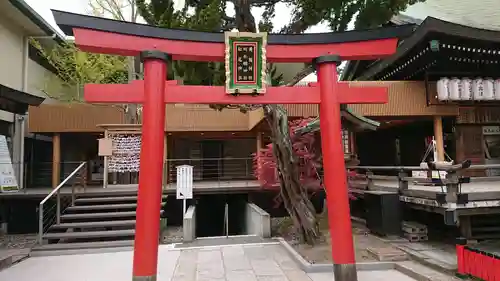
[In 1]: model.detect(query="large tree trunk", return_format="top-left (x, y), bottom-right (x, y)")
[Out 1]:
top-left (233, 0), bottom-right (320, 244)
top-left (263, 105), bottom-right (320, 244)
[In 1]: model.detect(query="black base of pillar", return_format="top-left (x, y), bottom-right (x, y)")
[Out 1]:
top-left (334, 263), bottom-right (358, 281)
top-left (132, 275), bottom-right (156, 281)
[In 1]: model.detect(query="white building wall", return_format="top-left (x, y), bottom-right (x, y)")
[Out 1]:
top-left (0, 16), bottom-right (24, 92)
top-left (27, 59), bottom-right (60, 104)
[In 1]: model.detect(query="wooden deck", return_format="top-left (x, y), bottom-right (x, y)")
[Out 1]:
top-left (0, 180), bottom-right (262, 199)
top-left (352, 178), bottom-right (500, 212)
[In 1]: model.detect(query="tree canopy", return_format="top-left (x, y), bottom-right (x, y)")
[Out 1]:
top-left (31, 40), bottom-right (128, 102)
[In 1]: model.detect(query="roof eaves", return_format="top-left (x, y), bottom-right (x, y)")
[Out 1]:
top-left (9, 0), bottom-right (65, 43)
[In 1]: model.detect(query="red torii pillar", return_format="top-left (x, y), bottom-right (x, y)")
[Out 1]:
top-left (86, 52), bottom-right (385, 281)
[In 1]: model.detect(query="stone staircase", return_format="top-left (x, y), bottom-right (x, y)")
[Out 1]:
top-left (32, 192), bottom-right (167, 255)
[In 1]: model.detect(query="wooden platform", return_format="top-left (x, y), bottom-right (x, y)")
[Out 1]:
top-left (0, 180), bottom-right (262, 198)
top-left (351, 178), bottom-right (500, 213)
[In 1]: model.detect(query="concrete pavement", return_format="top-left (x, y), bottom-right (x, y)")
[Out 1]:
top-left (0, 243), bottom-right (418, 281)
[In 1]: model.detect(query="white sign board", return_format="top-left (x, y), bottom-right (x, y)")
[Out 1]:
top-left (0, 136), bottom-right (18, 192)
top-left (176, 165), bottom-right (193, 199)
top-left (483, 126), bottom-right (500, 135)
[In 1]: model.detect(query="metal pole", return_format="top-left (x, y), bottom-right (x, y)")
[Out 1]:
top-left (315, 55), bottom-right (357, 281)
top-left (56, 189), bottom-right (61, 224)
top-left (225, 203), bottom-right (229, 238)
top-left (132, 50), bottom-right (168, 281)
top-left (38, 204), bottom-right (43, 244)
top-left (183, 199), bottom-right (186, 217)
top-left (71, 182), bottom-right (76, 206)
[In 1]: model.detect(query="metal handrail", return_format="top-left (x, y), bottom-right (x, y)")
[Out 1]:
top-left (351, 163), bottom-right (500, 172)
top-left (38, 161), bottom-right (87, 244)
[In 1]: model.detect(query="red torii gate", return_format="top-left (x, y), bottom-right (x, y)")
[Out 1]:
top-left (52, 10), bottom-right (410, 281)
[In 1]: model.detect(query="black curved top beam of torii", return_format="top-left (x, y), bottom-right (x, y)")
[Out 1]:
top-left (51, 10), bottom-right (415, 62)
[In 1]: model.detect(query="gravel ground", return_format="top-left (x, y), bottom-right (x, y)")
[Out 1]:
top-left (0, 234), bottom-right (37, 250)
top-left (273, 215), bottom-right (401, 264)
top-left (161, 226), bottom-right (183, 244)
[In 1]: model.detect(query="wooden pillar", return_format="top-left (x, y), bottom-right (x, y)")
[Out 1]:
top-left (163, 133), bottom-right (168, 187)
top-left (256, 132), bottom-right (262, 153)
top-left (433, 116), bottom-right (445, 161)
top-left (103, 130), bottom-right (108, 188)
top-left (52, 133), bottom-right (61, 188)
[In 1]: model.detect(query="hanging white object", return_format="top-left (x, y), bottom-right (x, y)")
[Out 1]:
top-left (494, 79), bottom-right (500, 100)
top-left (461, 78), bottom-right (473, 100)
top-left (448, 77), bottom-right (461, 101)
top-left (473, 78), bottom-right (485, 100)
top-left (483, 78), bottom-right (495, 100)
top-left (437, 77), bottom-right (450, 101)
top-left (108, 135), bottom-right (141, 173)
top-left (172, 0), bottom-right (185, 11)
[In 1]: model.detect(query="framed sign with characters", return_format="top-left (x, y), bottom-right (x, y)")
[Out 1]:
top-left (224, 32), bottom-right (267, 95)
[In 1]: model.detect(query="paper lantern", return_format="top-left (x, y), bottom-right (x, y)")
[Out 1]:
top-left (494, 79), bottom-right (500, 100)
top-left (437, 77), bottom-right (450, 101)
top-left (461, 78), bottom-right (473, 100)
top-left (449, 77), bottom-right (461, 100)
top-left (483, 78), bottom-right (495, 100)
top-left (472, 78), bottom-right (485, 100)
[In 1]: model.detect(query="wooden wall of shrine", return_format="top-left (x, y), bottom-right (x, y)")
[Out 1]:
top-left (455, 107), bottom-right (500, 177)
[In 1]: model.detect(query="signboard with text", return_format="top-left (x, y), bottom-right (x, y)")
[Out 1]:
top-left (0, 135), bottom-right (18, 192)
top-left (225, 31), bottom-right (267, 95)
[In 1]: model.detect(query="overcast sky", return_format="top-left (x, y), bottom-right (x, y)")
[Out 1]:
top-left (24, 0), bottom-right (330, 36)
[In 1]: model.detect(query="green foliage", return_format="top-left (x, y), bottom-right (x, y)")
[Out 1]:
top-left (31, 40), bottom-right (128, 102)
top-left (136, 0), bottom-right (283, 87)
top-left (287, 0), bottom-right (426, 33)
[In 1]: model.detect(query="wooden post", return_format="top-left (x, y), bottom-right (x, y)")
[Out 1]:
top-left (256, 132), bottom-right (262, 153)
top-left (433, 116), bottom-right (445, 161)
top-left (163, 133), bottom-right (168, 188)
top-left (52, 133), bottom-right (61, 188)
top-left (103, 129), bottom-right (109, 188)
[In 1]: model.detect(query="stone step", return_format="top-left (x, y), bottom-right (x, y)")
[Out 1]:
top-left (31, 240), bottom-right (134, 253)
top-left (50, 220), bottom-right (136, 230)
top-left (75, 195), bottom-right (168, 203)
top-left (395, 261), bottom-right (460, 281)
top-left (61, 211), bottom-right (136, 220)
top-left (67, 203), bottom-right (138, 211)
top-left (75, 196), bottom-right (139, 203)
top-left (43, 229), bottom-right (135, 240)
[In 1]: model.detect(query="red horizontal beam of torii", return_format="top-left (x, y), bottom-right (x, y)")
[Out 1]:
top-left (73, 29), bottom-right (398, 63)
top-left (84, 80), bottom-right (388, 104)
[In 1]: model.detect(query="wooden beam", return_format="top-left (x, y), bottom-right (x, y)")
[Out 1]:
top-left (84, 81), bottom-right (388, 105)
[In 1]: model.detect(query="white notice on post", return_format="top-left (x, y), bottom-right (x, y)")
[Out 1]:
top-left (176, 165), bottom-right (193, 199)
top-left (0, 136), bottom-right (18, 192)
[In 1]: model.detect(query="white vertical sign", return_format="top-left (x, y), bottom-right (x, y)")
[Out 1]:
top-left (176, 165), bottom-right (193, 216)
top-left (0, 136), bottom-right (18, 192)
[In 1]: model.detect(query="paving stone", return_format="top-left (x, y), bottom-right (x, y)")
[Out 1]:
top-left (251, 260), bottom-right (285, 276)
top-left (256, 276), bottom-right (289, 281)
top-left (396, 242), bottom-right (435, 251)
top-left (245, 245), bottom-right (272, 260)
top-left (367, 246), bottom-right (408, 261)
top-left (396, 261), bottom-right (460, 281)
top-left (283, 270), bottom-right (312, 281)
top-left (226, 270), bottom-right (258, 281)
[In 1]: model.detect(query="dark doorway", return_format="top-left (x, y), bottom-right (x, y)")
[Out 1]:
top-left (195, 193), bottom-right (247, 237)
top-left (202, 140), bottom-right (223, 180)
